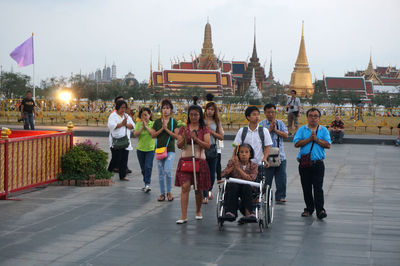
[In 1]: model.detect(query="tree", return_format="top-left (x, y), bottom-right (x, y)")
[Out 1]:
top-left (346, 91), bottom-right (361, 107)
top-left (310, 92), bottom-right (327, 106)
top-left (0, 72), bottom-right (31, 98)
top-left (329, 89), bottom-right (345, 106)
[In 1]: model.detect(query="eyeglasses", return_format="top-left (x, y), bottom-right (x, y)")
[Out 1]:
top-left (308, 115), bottom-right (320, 118)
top-left (189, 113), bottom-right (200, 117)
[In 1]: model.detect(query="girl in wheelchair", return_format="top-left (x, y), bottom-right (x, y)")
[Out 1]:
top-left (218, 144), bottom-right (258, 222)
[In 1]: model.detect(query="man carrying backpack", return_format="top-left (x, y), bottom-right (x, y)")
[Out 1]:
top-left (233, 106), bottom-right (273, 181)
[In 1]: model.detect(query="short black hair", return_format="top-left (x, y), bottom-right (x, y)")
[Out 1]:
top-left (115, 100), bottom-right (127, 111)
top-left (306, 107), bottom-right (321, 117)
top-left (139, 107), bottom-right (152, 119)
top-left (26, 90), bottom-right (32, 94)
top-left (236, 143), bottom-right (255, 160)
top-left (245, 106), bottom-right (260, 120)
top-left (114, 96), bottom-right (124, 103)
top-left (263, 103), bottom-right (276, 111)
top-left (291, 90), bottom-right (297, 94)
top-left (161, 98), bottom-right (173, 110)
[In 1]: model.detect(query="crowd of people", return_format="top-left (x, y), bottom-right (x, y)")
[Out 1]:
top-left (106, 92), bottom-right (334, 225)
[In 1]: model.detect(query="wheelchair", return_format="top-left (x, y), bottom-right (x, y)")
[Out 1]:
top-left (216, 173), bottom-right (274, 232)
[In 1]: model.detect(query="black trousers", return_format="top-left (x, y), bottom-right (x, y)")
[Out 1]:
top-left (108, 148), bottom-right (129, 179)
top-left (298, 161), bottom-right (325, 214)
top-left (224, 183), bottom-right (253, 217)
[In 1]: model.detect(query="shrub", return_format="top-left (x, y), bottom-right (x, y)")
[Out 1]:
top-left (58, 139), bottom-right (112, 180)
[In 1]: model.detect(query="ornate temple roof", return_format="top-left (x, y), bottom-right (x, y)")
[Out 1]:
top-left (198, 20), bottom-right (218, 70)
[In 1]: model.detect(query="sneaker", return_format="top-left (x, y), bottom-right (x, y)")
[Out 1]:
top-left (317, 210), bottom-right (327, 220)
top-left (145, 185), bottom-right (151, 193)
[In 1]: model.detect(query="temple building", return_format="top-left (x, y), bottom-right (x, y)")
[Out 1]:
top-left (151, 20), bottom-right (236, 96)
top-left (345, 54), bottom-right (400, 86)
top-left (236, 25), bottom-right (267, 95)
top-left (289, 22), bottom-right (314, 98)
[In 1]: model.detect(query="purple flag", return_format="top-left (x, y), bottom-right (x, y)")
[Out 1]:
top-left (10, 36), bottom-right (34, 67)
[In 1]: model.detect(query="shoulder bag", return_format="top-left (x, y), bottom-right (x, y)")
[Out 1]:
top-left (112, 115), bottom-right (130, 150)
top-left (299, 125), bottom-right (319, 168)
top-left (267, 122), bottom-right (282, 167)
top-left (155, 118), bottom-right (173, 160)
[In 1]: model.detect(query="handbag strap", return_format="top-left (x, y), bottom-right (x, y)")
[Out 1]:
top-left (308, 125), bottom-right (319, 155)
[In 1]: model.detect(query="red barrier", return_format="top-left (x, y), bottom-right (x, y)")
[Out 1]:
top-left (0, 130), bottom-right (73, 200)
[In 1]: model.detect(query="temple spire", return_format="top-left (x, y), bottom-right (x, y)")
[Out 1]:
top-left (289, 21), bottom-right (313, 97)
top-left (295, 21), bottom-right (309, 66)
top-left (198, 19), bottom-right (218, 69)
top-left (252, 17), bottom-right (257, 59)
top-left (268, 50), bottom-right (274, 80)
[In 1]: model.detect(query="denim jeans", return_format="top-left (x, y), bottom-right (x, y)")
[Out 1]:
top-left (265, 160), bottom-right (287, 201)
top-left (137, 150), bottom-right (155, 186)
top-left (330, 130), bottom-right (344, 143)
top-left (157, 152), bottom-right (175, 195)
top-left (203, 157), bottom-right (217, 198)
top-left (23, 112), bottom-right (35, 130)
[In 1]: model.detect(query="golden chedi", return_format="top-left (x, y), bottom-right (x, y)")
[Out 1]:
top-left (289, 21), bottom-right (314, 98)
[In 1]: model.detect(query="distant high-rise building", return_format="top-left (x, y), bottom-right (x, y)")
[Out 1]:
top-left (112, 63), bottom-right (117, 80)
top-left (102, 65), bottom-right (107, 81)
top-left (88, 72), bottom-right (95, 81)
top-left (106, 67), bottom-right (111, 81)
top-left (95, 69), bottom-right (102, 82)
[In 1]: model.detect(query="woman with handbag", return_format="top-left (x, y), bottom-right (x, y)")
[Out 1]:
top-left (107, 100), bottom-right (135, 181)
top-left (151, 99), bottom-right (179, 202)
top-left (134, 107), bottom-right (155, 193)
top-left (175, 104), bottom-right (211, 224)
top-left (203, 102), bottom-right (224, 204)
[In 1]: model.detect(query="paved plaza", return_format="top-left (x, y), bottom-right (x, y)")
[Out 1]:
top-left (0, 137), bottom-right (399, 266)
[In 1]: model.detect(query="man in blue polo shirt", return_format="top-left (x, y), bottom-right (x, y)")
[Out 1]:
top-left (294, 107), bottom-right (331, 220)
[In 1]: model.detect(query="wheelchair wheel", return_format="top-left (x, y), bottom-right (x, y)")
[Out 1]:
top-left (259, 220), bottom-right (264, 232)
top-left (266, 185), bottom-right (274, 227)
top-left (216, 186), bottom-right (224, 224)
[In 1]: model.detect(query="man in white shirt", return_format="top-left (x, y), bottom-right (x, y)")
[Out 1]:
top-left (233, 106), bottom-right (273, 181)
top-left (286, 90), bottom-right (301, 136)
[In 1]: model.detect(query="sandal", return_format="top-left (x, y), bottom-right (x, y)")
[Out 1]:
top-left (157, 194), bottom-right (166, 202)
top-left (301, 211), bottom-right (311, 217)
top-left (167, 192), bottom-right (174, 201)
top-left (202, 198), bottom-right (208, 204)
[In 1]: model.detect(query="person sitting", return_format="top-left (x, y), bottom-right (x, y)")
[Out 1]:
top-left (218, 144), bottom-right (258, 222)
top-left (330, 115), bottom-right (345, 144)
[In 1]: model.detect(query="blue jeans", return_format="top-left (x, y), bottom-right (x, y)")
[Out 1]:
top-left (137, 150), bottom-right (155, 186)
top-left (203, 157), bottom-right (217, 198)
top-left (265, 160), bottom-right (287, 201)
top-left (24, 112), bottom-right (35, 130)
top-left (157, 152), bottom-right (175, 195)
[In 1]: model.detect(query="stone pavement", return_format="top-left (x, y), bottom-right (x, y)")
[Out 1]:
top-left (0, 138), bottom-right (399, 266)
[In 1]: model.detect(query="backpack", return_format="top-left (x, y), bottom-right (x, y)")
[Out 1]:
top-left (240, 126), bottom-right (265, 151)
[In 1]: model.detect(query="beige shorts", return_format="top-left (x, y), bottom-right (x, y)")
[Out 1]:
top-left (287, 112), bottom-right (298, 129)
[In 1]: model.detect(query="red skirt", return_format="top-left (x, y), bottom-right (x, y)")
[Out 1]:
top-left (175, 157), bottom-right (211, 190)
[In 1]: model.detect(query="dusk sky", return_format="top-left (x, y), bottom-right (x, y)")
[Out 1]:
top-left (1, 0), bottom-right (399, 86)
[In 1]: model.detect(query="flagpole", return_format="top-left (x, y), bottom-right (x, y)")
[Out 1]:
top-left (32, 33), bottom-right (35, 99)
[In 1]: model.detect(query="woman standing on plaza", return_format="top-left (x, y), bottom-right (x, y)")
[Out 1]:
top-left (134, 107), bottom-right (155, 193)
top-left (151, 99), bottom-right (179, 202)
top-left (107, 100), bottom-right (135, 181)
top-left (175, 103), bottom-right (211, 224)
top-left (203, 102), bottom-right (224, 204)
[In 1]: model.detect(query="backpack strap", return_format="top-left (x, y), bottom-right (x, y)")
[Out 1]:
top-left (241, 126), bottom-right (248, 145)
top-left (258, 126), bottom-right (265, 151)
